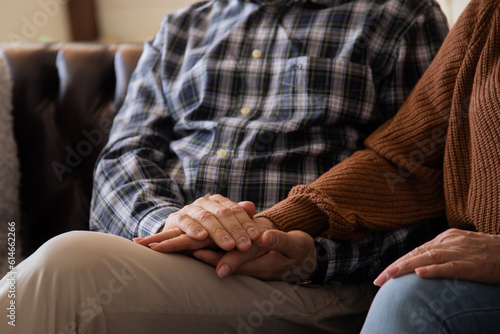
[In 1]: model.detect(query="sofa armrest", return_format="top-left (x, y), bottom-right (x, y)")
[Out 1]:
top-left (1, 43), bottom-right (143, 256)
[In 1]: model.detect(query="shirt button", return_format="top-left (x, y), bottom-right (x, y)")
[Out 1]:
top-left (240, 107), bottom-right (251, 115)
top-left (216, 149), bottom-right (228, 158)
top-left (252, 49), bottom-right (262, 59)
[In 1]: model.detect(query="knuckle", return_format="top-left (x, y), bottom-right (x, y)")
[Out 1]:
top-left (230, 205), bottom-right (247, 216)
top-left (440, 228), bottom-right (458, 239)
top-left (196, 210), bottom-right (215, 223)
top-left (447, 261), bottom-right (462, 274)
top-left (426, 249), bottom-right (441, 262)
top-left (444, 228), bottom-right (460, 235)
top-left (176, 213), bottom-right (191, 223)
top-left (175, 213), bottom-right (195, 229)
top-left (210, 194), bottom-right (224, 201)
top-left (211, 226), bottom-right (230, 238)
top-left (441, 228), bottom-right (469, 242)
top-left (226, 225), bottom-right (245, 236)
top-left (194, 197), bottom-right (209, 205)
top-left (215, 207), bottom-right (233, 219)
top-left (409, 246), bottom-right (425, 257)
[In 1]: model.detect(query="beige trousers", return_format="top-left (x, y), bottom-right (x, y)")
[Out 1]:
top-left (0, 231), bottom-right (377, 334)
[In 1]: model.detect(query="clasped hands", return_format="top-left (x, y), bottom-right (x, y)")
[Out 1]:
top-left (133, 195), bottom-right (316, 282)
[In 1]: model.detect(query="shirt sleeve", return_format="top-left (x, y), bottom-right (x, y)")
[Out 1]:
top-left (313, 217), bottom-right (448, 284)
top-left (90, 16), bottom-right (184, 239)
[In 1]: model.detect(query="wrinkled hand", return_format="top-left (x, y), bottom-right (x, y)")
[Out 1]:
top-left (193, 229), bottom-right (316, 282)
top-left (374, 228), bottom-right (500, 287)
top-left (134, 195), bottom-right (261, 252)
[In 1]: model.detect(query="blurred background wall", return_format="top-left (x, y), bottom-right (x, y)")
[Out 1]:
top-left (0, 0), bottom-right (470, 43)
top-left (0, 0), bottom-right (72, 43)
top-left (97, 0), bottom-right (200, 42)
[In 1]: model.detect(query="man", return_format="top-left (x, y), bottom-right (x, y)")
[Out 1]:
top-left (0, 0), bottom-right (448, 333)
top-left (91, 0), bottom-right (447, 279)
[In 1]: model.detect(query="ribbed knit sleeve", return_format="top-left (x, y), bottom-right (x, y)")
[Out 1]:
top-left (257, 0), bottom-right (500, 240)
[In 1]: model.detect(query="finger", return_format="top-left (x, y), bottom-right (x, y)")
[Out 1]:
top-left (237, 201), bottom-right (256, 219)
top-left (262, 230), bottom-right (315, 260)
top-left (214, 244), bottom-right (269, 278)
top-left (149, 234), bottom-right (214, 253)
top-left (415, 260), bottom-right (477, 281)
top-left (165, 211), bottom-right (208, 240)
top-left (374, 248), bottom-right (463, 286)
top-left (190, 196), bottom-right (256, 251)
top-left (228, 251), bottom-right (289, 281)
top-left (384, 240), bottom-right (437, 269)
top-left (133, 228), bottom-right (183, 246)
top-left (192, 249), bottom-right (225, 267)
top-left (182, 203), bottom-right (236, 250)
top-left (210, 195), bottom-right (260, 241)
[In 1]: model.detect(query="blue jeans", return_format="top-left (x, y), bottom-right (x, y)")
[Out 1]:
top-left (361, 274), bottom-right (500, 333)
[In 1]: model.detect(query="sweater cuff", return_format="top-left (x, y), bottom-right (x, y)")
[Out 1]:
top-left (255, 186), bottom-right (330, 235)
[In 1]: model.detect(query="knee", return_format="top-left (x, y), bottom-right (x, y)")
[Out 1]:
top-left (371, 273), bottom-right (455, 324)
top-left (29, 231), bottom-right (125, 272)
top-left (372, 274), bottom-right (432, 318)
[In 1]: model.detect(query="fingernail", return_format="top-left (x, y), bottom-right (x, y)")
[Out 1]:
top-left (218, 264), bottom-right (231, 278)
top-left (133, 237), bottom-right (144, 243)
top-left (416, 267), bottom-right (428, 276)
top-left (385, 266), bottom-right (399, 277)
top-left (238, 236), bottom-right (249, 245)
top-left (247, 227), bottom-right (258, 238)
top-left (148, 242), bottom-right (159, 248)
top-left (195, 227), bottom-right (205, 237)
top-left (267, 232), bottom-right (277, 246)
top-left (221, 235), bottom-right (232, 244)
top-left (373, 274), bottom-right (387, 287)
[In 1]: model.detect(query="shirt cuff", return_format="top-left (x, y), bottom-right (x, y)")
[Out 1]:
top-left (138, 205), bottom-right (182, 237)
top-left (298, 238), bottom-right (330, 287)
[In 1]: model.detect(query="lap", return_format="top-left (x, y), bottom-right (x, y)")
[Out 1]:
top-left (1, 231), bottom-right (377, 334)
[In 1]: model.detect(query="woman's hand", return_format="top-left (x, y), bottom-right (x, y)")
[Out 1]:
top-left (193, 229), bottom-right (316, 281)
top-left (374, 228), bottom-right (500, 286)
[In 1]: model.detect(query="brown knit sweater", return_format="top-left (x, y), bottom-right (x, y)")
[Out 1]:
top-left (256, 0), bottom-right (500, 241)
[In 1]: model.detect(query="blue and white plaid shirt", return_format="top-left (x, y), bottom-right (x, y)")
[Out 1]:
top-left (91, 0), bottom-right (448, 282)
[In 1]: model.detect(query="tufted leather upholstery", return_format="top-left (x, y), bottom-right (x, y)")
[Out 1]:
top-left (1, 43), bottom-right (143, 257)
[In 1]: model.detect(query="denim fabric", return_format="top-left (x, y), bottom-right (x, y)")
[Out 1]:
top-left (361, 273), bottom-right (500, 333)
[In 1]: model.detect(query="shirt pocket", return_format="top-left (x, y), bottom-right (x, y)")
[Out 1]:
top-left (279, 56), bottom-right (376, 126)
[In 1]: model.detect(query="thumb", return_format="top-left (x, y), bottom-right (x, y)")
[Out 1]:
top-left (261, 230), bottom-right (297, 256)
top-left (238, 201), bottom-right (256, 218)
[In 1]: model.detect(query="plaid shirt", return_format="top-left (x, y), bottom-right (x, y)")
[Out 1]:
top-left (90, 0), bottom-right (448, 280)
top-left (315, 217), bottom-right (448, 284)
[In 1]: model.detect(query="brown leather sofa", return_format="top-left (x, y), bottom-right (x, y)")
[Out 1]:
top-left (1, 43), bottom-right (143, 257)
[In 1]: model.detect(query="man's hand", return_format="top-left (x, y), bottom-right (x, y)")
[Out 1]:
top-left (135, 195), bottom-right (261, 251)
top-left (374, 228), bottom-right (500, 287)
top-left (193, 229), bottom-right (316, 282)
